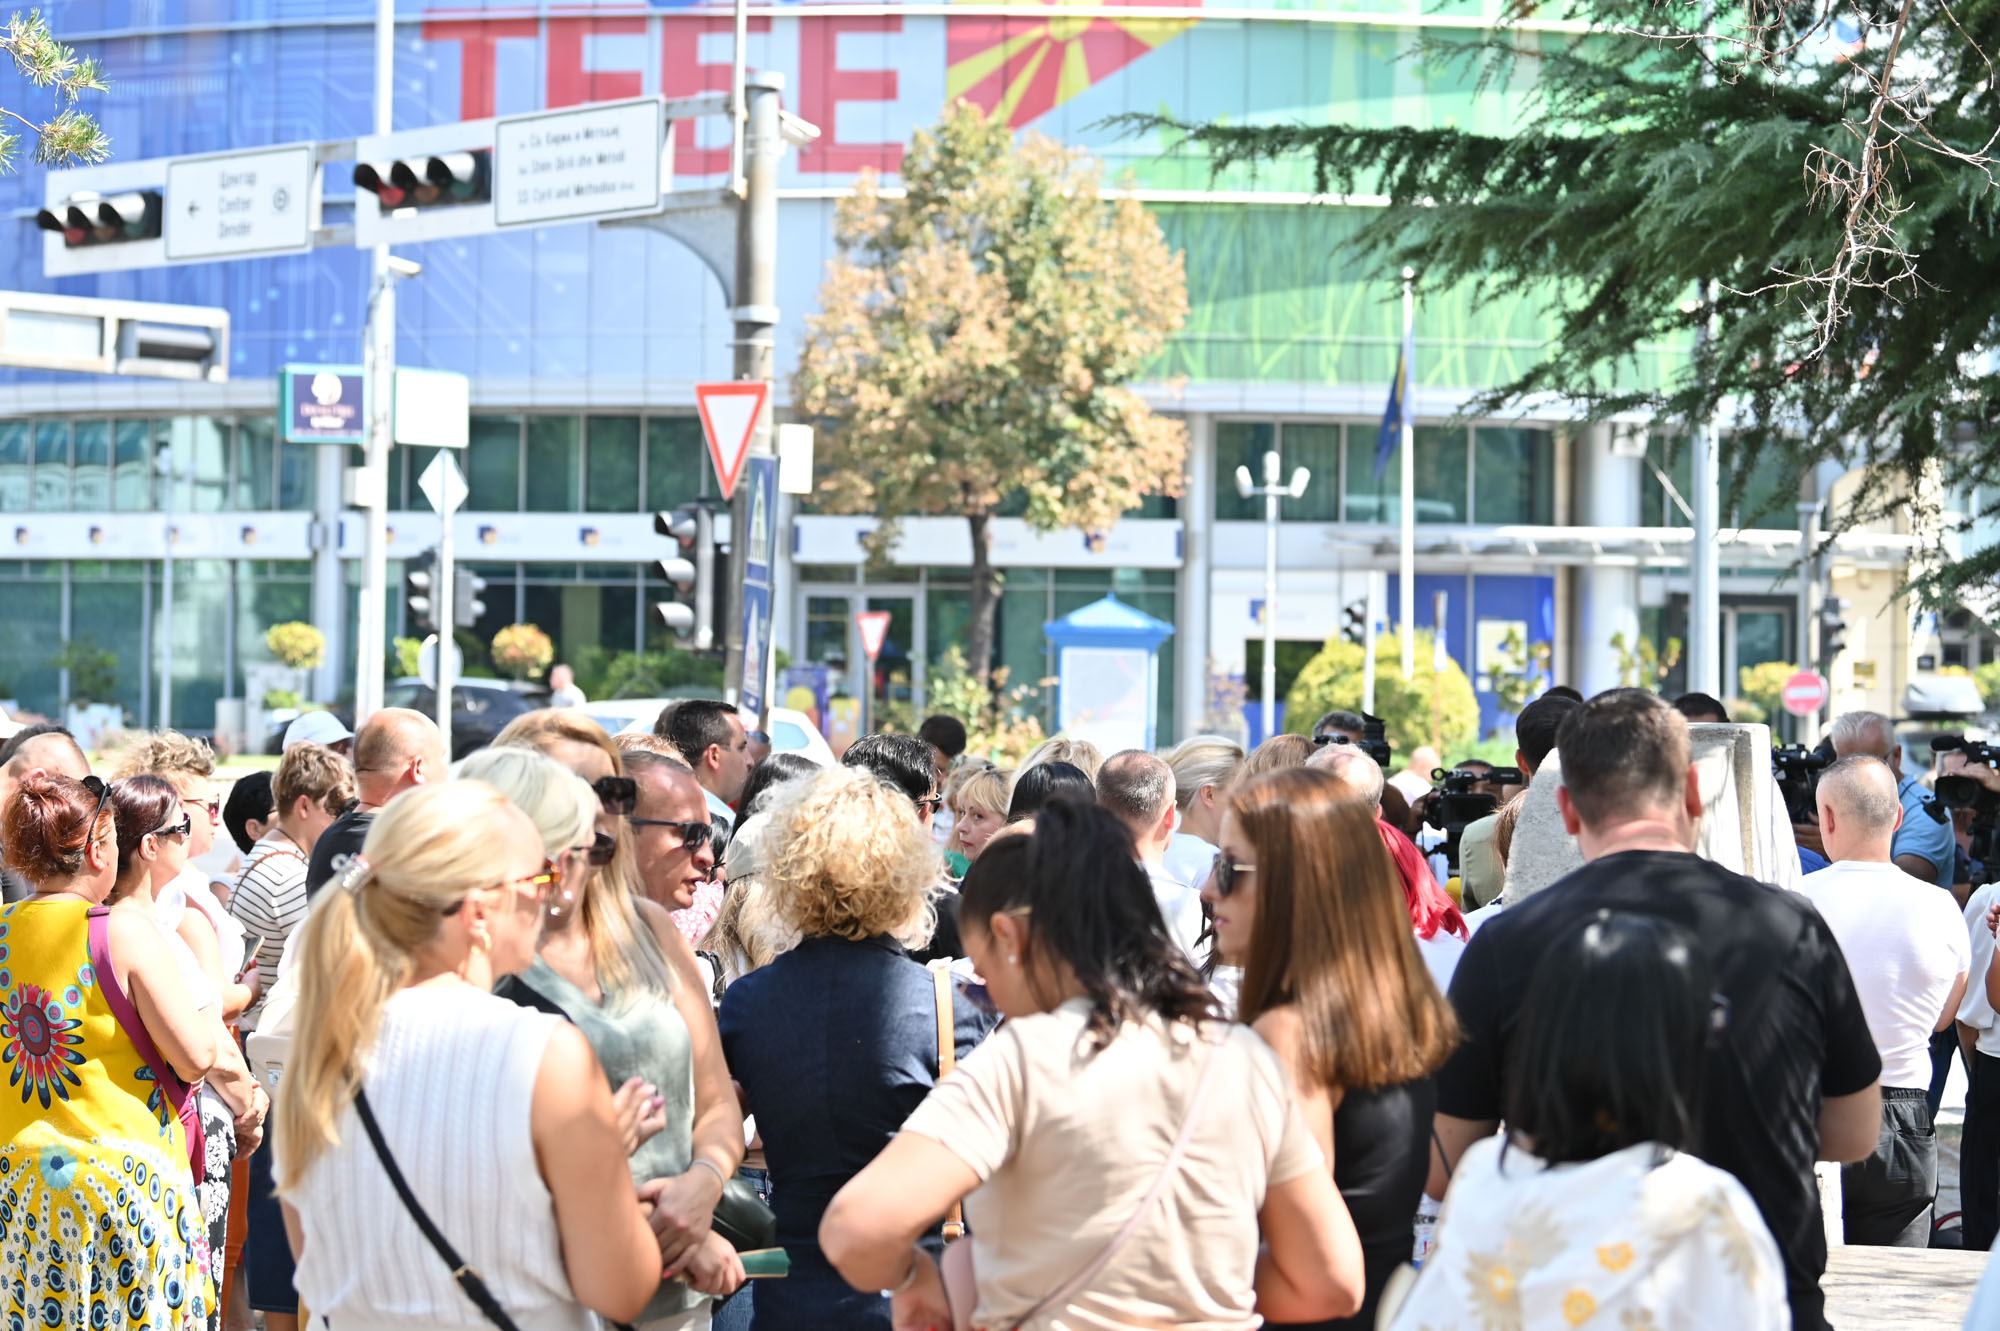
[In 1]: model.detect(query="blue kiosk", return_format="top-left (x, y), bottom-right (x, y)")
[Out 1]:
top-left (1043, 594), bottom-right (1176, 753)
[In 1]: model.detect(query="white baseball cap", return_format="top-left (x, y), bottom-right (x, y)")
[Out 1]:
top-left (283, 711), bottom-right (354, 750)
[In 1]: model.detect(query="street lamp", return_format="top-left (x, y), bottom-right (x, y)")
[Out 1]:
top-left (154, 441), bottom-right (180, 729)
top-left (354, 253), bottom-right (424, 724)
top-left (1237, 450), bottom-right (1311, 742)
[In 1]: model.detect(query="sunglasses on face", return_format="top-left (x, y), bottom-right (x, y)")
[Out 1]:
top-left (1310, 733), bottom-right (1356, 748)
top-left (152, 814), bottom-right (193, 842)
top-left (914, 795), bottom-right (944, 815)
top-left (442, 860), bottom-right (561, 915)
top-left (626, 816), bottom-right (712, 853)
top-left (586, 831), bottom-right (617, 867)
top-left (190, 796), bottom-right (220, 820)
top-left (592, 776), bottom-right (638, 816)
top-left (1208, 853), bottom-right (1257, 899)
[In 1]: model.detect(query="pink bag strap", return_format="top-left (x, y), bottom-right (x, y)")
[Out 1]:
top-left (88, 906), bottom-right (206, 1180)
top-left (1008, 1028), bottom-right (1227, 1330)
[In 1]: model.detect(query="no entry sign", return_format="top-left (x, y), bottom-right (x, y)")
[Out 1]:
top-left (1782, 670), bottom-right (1830, 717)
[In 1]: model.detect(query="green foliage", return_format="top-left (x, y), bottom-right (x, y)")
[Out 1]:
top-left (918, 645), bottom-right (1048, 766)
top-left (2, 11), bottom-right (109, 172)
top-left (1610, 631), bottom-right (1682, 692)
top-left (795, 100), bottom-right (1191, 676)
top-left (261, 688), bottom-right (301, 711)
top-left (1976, 661), bottom-right (2000, 712)
top-left (571, 646), bottom-right (725, 701)
top-left (48, 636), bottom-right (116, 704)
top-left (1484, 625), bottom-right (1551, 722)
top-left (1125, 1), bottom-right (2000, 605)
top-left (1284, 631), bottom-right (1480, 759)
top-left (490, 623), bottom-right (554, 682)
top-left (392, 637), bottom-right (424, 679)
top-left (1738, 660), bottom-right (1801, 723)
top-left (264, 621), bottom-right (326, 671)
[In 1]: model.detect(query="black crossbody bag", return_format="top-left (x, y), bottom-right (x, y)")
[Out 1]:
top-left (355, 1088), bottom-right (524, 1331)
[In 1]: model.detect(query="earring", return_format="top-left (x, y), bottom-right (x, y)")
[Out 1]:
top-left (1007, 954), bottom-right (1019, 964)
top-left (472, 925), bottom-right (492, 951)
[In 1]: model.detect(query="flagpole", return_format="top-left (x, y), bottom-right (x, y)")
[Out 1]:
top-left (1399, 266), bottom-right (1416, 682)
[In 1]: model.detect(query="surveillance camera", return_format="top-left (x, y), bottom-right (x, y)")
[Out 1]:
top-left (386, 255), bottom-right (424, 279)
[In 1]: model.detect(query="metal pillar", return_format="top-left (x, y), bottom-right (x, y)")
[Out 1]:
top-left (1575, 424), bottom-right (1642, 696)
top-left (309, 442), bottom-right (347, 702)
top-left (723, 72), bottom-right (782, 700)
top-left (1398, 268), bottom-right (1417, 682)
top-left (1687, 285), bottom-right (1723, 698)
top-left (157, 444), bottom-right (176, 729)
top-left (1175, 412), bottom-right (1213, 739)
top-left (1261, 451), bottom-right (1280, 739)
top-left (1796, 471), bottom-right (1823, 745)
top-left (353, 0), bottom-right (397, 723)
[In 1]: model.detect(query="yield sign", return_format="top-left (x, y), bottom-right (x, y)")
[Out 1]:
top-left (694, 381), bottom-right (769, 501)
top-left (856, 610), bottom-right (892, 660)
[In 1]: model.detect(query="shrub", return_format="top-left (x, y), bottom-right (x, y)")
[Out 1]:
top-left (490, 624), bottom-right (555, 682)
top-left (265, 621), bottom-right (326, 671)
top-left (1284, 631), bottom-right (1479, 759)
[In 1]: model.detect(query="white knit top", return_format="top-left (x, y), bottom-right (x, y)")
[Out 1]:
top-left (282, 984), bottom-right (592, 1331)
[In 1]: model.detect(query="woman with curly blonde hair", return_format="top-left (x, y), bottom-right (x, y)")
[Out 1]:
top-left (717, 766), bottom-right (998, 1330)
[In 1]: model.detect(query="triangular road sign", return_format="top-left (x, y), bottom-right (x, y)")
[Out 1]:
top-left (694, 381), bottom-right (769, 501)
top-left (856, 609), bottom-right (892, 660)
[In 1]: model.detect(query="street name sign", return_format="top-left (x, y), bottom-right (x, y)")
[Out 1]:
top-left (495, 97), bottom-right (667, 228)
top-left (694, 381), bottom-right (768, 501)
top-left (164, 145), bottom-right (316, 261)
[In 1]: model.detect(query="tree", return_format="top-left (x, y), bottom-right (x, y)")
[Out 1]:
top-left (2, 11), bottom-right (108, 172)
top-left (919, 645), bottom-right (1047, 766)
top-left (795, 101), bottom-right (1190, 680)
top-left (1131, 0), bottom-right (2000, 602)
top-left (1738, 659), bottom-right (1800, 722)
top-left (1284, 631), bottom-right (1480, 759)
top-left (1610, 630), bottom-right (1683, 692)
top-left (1485, 624), bottom-right (1552, 724)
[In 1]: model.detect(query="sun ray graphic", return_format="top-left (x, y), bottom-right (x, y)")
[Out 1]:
top-left (946, 0), bottom-right (1200, 130)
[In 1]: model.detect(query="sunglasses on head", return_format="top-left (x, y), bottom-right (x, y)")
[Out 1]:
top-left (81, 775), bottom-right (110, 836)
top-left (592, 776), bottom-right (638, 816)
top-left (1208, 852), bottom-right (1257, 899)
top-left (626, 815), bottom-right (713, 853)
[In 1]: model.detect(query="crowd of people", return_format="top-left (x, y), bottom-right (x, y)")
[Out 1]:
top-left (1, 681), bottom-right (1999, 1330)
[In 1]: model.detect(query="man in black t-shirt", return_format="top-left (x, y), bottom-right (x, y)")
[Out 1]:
top-left (303, 709), bottom-right (448, 896)
top-left (1433, 689), bottom-right (1882, 1331)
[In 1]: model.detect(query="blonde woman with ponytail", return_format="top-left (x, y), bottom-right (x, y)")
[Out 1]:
top-left (488, 711), bottom-right (747, 1315)
top-left (274, 780), bottom-right (666, 1331)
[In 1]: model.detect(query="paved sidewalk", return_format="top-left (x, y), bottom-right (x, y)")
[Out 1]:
top-left (1824, 1246), bottom-right (1983, 1327)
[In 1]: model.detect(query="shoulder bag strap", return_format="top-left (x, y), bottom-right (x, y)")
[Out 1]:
top-left (88, 906), bottom-right (206, 1180)
top-left (930, 962), bottom-right (965, 1242)
top-left (354, 1087), bottom-right (525, 1331)
top-left (1008, 1029), bottom-right (1228, 1331)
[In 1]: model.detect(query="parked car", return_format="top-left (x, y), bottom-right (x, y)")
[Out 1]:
top-left (380, 677), bottom-right (550, 759)
top-left (583, 697), bottom-right (835, 767)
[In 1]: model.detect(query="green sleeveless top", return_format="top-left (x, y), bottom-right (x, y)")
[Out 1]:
top-left (520, 956), bottom-right (703, 1322)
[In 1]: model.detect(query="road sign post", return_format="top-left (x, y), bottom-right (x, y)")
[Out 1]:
top-left (856, 609), bottom-right (891, 738)
top-left (695, 381), bottom-right (768, 502)
top-left (737, 457), bottom-right (780, 724)
top-left (418, 452), bottom-right (470, 741)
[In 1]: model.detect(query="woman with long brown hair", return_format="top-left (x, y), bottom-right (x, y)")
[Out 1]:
top-left (1206, 768), bottom-right (1460, 1329)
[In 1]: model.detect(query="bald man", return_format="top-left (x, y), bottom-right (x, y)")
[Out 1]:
top-left (1388, 744), bottom-right (1441, 805)
top-left (1801, 754), bottom-right (1970, 1247)
top-left (1819, 710), bottom-right (1956, 885)
top-left (1306, 743), bottom-right (1386, 808)
top-left (0, 725), bottom-right (91, 901)
top-left (303, 709), bottom-right (448, 896)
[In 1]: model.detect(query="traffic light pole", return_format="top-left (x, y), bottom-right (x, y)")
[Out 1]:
top-left (722, 74), bottom-right (782, 712)
top-left (1796, 471), bottom-right (1823, 745)
top-left (354, 0), bottom-right (397, 726)
top-left (436, 489), bottom-right (455, 740)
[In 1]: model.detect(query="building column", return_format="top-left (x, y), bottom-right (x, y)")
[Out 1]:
top-left (1175, 412), bottom-right (1214, 741)
top-left (1573, 424), bottom-right (1641, 697)
top-left (310, 443), bottom-right (348, 703)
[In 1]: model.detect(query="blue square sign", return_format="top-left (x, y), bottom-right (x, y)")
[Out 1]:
top-left (283, 364), bottom-right (366, 444)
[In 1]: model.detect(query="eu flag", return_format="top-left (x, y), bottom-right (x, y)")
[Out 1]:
top-left (1374, 322), bottom-right (1415, 480)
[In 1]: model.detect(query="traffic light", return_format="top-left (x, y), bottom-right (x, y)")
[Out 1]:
top-left (354, 151), bottom-right (491, 210)
top-left (1341, 598), bottom-right (1367, 645)
top-left (653, 505), bottom-right (716, 650)
top-left (36, 190), bottom-right (162, 247)
top-left (406, 549), bottom-right (439, 634)
top-left (453, 566), bottom-right (486, 630)
top-left (1818, 596), bottom-right (1850, 665)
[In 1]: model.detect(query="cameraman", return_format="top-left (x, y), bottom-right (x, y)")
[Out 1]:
top-left (1799, 712), bottom-right (1957, 887)
top-left (1457, 695), bottom-right (1579, 908)
top-left (1942, 749), bottom-right (2000, 895)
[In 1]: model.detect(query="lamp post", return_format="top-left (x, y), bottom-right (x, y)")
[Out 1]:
top-left (1237, 449), bottom-right (1311, 742)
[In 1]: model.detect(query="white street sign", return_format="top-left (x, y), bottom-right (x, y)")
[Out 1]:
top-left (395, 368), bottom-right (471, 449)
top-left (417, 452), bottom-right (469, 516)
top-left (495, 97), bottom-right (666, 228)
top-left (163, 145), bottom-right (315, 261)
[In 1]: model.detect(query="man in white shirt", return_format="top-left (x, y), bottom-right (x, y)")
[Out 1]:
top-left (1097, 750), bottom-right (1205, 959)
top-left (1800, 754), bottom-right (1971, 1246)
top-left (1960, 875), bottom-right (2000, 1251)
top-left (1387, 744), bottom-right (1440, 806)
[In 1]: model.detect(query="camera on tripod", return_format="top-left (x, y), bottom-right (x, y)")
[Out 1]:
top-left (1772, 742), bottom-right (1833, 825)
top-left (1424, 765), bottom-right (1525, 872)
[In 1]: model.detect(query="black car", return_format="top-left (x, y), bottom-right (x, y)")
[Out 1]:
top-left (381, 678), bottom-right (551, 759)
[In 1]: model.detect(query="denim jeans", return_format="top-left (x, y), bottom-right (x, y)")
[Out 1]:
top-left (709, 1168), bottom-right (770, 1331)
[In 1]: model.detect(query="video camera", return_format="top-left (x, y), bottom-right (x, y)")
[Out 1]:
top-left (1357, 713), bottom-right (1393, 769)
top-left (1424, 765), bottom-right (1525, 872)
top-left (1925, 736), bottom-right (2000, 887)
top-left (1772, 742), bottom-right (1833, 825)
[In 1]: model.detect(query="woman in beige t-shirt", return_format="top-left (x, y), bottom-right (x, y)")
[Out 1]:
top-left (820, 799), bottom-right (1364, 1331)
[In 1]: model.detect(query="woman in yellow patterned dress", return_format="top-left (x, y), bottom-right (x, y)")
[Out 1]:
top-left (0, 772), bottom-right (219, 1331)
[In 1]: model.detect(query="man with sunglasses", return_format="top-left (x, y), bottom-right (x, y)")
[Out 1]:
top-left (303, 709), bottom-right (449, 898)
top-left (624, 748), bottom-right (720, 915)
top-left (0, 724), bottom-right (91, 902)
top-left (1309, 709), bottom-right (1367, 749)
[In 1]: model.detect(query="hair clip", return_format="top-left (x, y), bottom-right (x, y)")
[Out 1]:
top-left (333, 854), bottom-right (373, 892)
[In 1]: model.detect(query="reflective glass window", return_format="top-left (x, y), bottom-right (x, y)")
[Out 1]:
top-left (585, 416), bottom-right (641, 513)
top-left (1472, 428), bottom-right (1554, 525)
top-left (525, 417), bottom-right (581, 513)
top-left (115, 420), bottom-right (153, 510)
top-left (646, 416), bottom-right (707, 511)
top-left (1280, 424), bottom-right (1341, 522)
top-left (0, 422), bottom-right (31, 511)
top-left (72, 422), bottom-right (110, 510)
top-left (1214, 421), bottom-right (1274, 520)
top-left (32, 421), bottom-right (69, 512)
top-left (467, 416), bottom-right (523, 512)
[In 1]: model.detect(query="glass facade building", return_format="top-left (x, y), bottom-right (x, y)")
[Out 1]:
top-left (0, 0), bottom-right (1933, 741)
